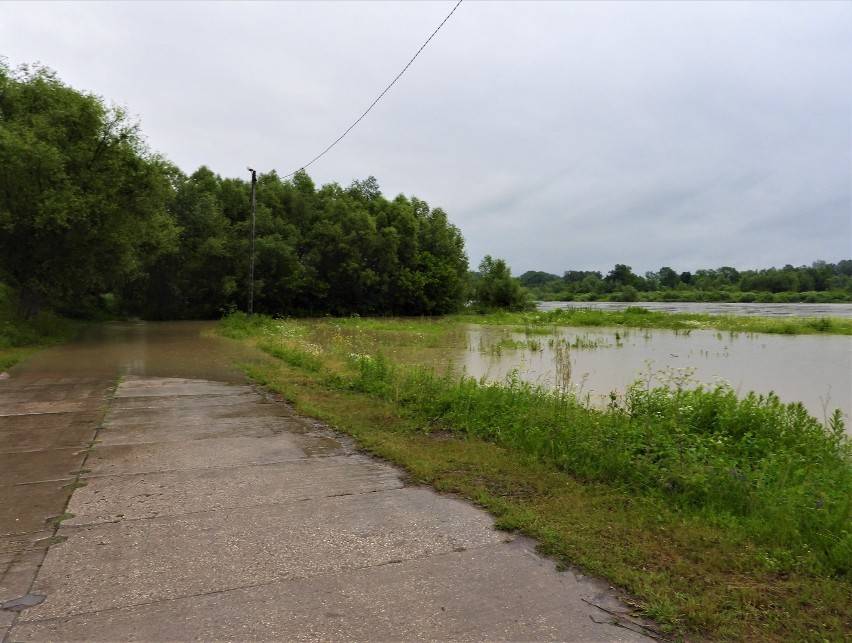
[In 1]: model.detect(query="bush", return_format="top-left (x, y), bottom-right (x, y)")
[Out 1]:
top-left (471, 256), bottom-right (532, 312)
top-left (615, 285), bottom-right (639, 302)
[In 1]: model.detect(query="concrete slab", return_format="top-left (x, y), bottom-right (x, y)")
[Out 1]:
top-left (111, 391), bottom-right (264, 411)
top-left (0, 534), bottom-right (54, 613)
top-left (0, 483), bottom-right (73, 537)
top-left (0, 413), bottom-right (100, 454)
top-left (0, 611), bottom-right (15, 635)
top-left (65, 456), bottom-right (404, 525)
top-left (0, 378), bottom-right (109, 419)
top-left (102, 399), bottom-right (291, 426)
top-left (96, 412), bottom-right (310, 444)
top-left (5, 371), bottom-right (659, 642)
top-left (25, 487), bottom-right (506, 619)
top-left (0, 379), bottom-right (112, 402)
top-left (11, 542), bottom-right (652, 642)
top-left (1, 549), bottom-right (48, 605)
top-left (0, 400), bottom-right (93, 417)
top-left (86, 431), bottom-right (345, 473)
top-left (116, 378), bottom-right (253, 398)
top-left (0, 534), bottom-right (54, 557)
top-left (82, 435), bottom-right (313, 476)
top-left (0, 448), bottom-right (82, 486)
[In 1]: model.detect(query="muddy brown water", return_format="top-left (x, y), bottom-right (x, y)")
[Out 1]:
top-left (459, 326), bottom-right (852, 433)
top-left (8, 321), bottom-right (259, 383)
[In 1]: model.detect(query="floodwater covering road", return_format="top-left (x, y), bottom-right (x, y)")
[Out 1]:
top-left (1, 321), bottom-right (655, 641)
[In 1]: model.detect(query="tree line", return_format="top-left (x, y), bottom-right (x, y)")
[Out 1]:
top-left (0, 62), bottom-right (489, 320)
top-left (521, 261), bottom-right (852, 303)
top-left (3, 61), bottom-right (846, 321)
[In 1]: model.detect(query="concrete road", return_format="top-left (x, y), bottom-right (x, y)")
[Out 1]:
top-left (2, 372), bottom-right (657, 642)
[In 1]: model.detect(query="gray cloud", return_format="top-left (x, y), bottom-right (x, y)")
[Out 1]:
top-left (1, 0), bottom-right (849, 276)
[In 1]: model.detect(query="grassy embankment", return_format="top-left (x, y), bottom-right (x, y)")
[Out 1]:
top-left (220, 309), bottom-right (850, 641)
top-left (0, 286), bottom-right (76, 371)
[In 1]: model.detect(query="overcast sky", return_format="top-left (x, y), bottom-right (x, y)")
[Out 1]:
top-left (2, 1), bottom-right (850, 276)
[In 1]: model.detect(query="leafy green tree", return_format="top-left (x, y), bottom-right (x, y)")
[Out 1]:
top-left (657, 266), bottom-right (680, 289)
top-left (0, 63), bottom-right (477, 320)
top-left (174, 168), bottom-right (244, 316)
top-left (522, 260), bottom-right (850, 303)
top-left (717, 266), bottom-right (741, 286)
top-left (304, 183), bottom-right (377, 315)
top-left (412, 202), bottom-right (468, 314)
top-left (740, 268), bottom-right (797, 293)
top-left (347, 175), bottom-right (382, 202)
top-left (122, 166), bottom-right (245, 318)
top-left (229, 175), bottom-right (470, 317)
top-left (520, 271), bottom-right (560, 288)
top-left (563, 270), bottom-right (602, 285)
top-left (472, 256), bottom-right (529, 311)
top-left (605, 264), bottom-right (644, 289)
top-left (248, 171), bottom-right (311, 314)
top-left (0, 62), bottom-right (177, 318)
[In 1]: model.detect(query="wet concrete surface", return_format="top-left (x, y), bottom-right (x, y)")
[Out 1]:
top-left (0, 371), bottom-right (113, 643)
top-left (0, 412), bottom-right (103, 454)
top-left (2, 322), bottom-right (658, 641)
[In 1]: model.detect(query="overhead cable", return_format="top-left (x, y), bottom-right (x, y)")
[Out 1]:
top-left (283, 0), bottom-right (463, 178)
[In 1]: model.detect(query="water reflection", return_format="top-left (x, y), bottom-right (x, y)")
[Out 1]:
top-left (461, 327), bottom-right (852, 429)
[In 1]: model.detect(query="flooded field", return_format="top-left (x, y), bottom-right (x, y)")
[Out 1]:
top-left (459, 326), bottom-right (851, 429)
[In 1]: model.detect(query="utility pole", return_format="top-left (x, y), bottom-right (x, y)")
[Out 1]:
top-left (247, 167), bottom-right (257, 316)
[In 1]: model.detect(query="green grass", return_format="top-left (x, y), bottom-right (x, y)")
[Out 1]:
top-left (0, 288), bottom-right (77, 370)
top-left (220, 313), bottom-right (852, 641)
top-left (454, 307), bottom-right (852, 335)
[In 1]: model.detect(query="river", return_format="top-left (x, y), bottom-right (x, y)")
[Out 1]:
top-left (538, 301), bottom-right (852, 318)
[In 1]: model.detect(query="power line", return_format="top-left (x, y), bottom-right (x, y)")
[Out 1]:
top-left (283, 0), bottom-right (463, 179)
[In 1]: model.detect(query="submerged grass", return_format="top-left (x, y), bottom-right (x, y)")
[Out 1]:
top-left (221, 313), bottom-right (852, 641)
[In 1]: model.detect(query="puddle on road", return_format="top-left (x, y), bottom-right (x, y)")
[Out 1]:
top-left (299, 433), bottom-right (347, 457)
top-left (1, 593), bottom-right (46, 612)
